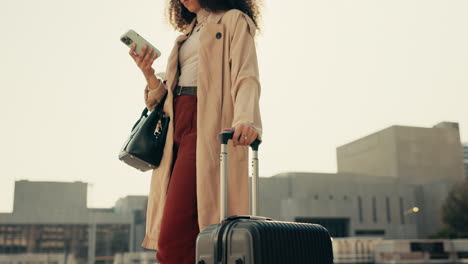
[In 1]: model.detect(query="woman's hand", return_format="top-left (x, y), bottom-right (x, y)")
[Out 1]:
top-left (231, 124), bottom-right (258, 147)
top-left (129, 44), bottom-right (159, 80)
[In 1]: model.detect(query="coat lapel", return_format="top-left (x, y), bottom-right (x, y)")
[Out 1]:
top-left (208, 11), bottom-right (226, 24)
top-left (198, 10), bottom-right (226, 96)
top-left (165, 35), bottom-right (187, 92)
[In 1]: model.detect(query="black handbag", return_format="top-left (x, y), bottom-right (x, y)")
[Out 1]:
top-left (119, 93), bottom-right (169, 171)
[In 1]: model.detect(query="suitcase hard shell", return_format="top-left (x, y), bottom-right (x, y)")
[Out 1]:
top-left (195, 131), bottom-right (334, 264)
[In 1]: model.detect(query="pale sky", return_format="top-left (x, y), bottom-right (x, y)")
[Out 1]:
top-left (1, 0), bottom-right (467, 212)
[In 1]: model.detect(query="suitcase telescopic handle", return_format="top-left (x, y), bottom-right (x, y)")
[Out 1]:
top-left (219, 130), bottom-right (261, 222)
top-left (220, 130), bottom-right (261, 150)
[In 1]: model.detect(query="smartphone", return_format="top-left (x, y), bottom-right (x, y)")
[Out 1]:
top-left (120, 29), bottom-right (162, 57)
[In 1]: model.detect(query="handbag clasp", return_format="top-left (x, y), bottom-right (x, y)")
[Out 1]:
top-left (154, 120), bottom-right (162, 136)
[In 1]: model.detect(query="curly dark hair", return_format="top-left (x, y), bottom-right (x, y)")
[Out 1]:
top-left (168, 0), bottom-right (261, 32)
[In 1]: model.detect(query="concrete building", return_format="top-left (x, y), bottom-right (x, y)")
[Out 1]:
top-left (332, 237), bottom-right (383, 264)
top-left (463, 142), bottom-right (468, 180)
top-left (0, 181), bottom-right (148, 264)
top-left (332, 238), bottom-right (468, 264)
top-left (0, 253), bottom-right (80, 264)
top-left (259, 173), bottom-right (424, 238)
top-left (259, 122), bottom-right (465, 239)
top-left (112, 252), bottom-right (156, 264)
top-left (373, 239), bottom-right (468, 263)
top-left (336, 122), bottom-right (464, 184)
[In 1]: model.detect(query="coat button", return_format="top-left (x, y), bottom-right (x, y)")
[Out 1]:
top-left (216, 32), bottom-right (222, 39)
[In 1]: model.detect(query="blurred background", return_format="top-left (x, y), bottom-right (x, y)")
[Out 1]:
top-left (0, 0), bottom-right (467, 263)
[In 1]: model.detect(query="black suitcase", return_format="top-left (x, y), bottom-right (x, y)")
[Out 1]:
top-left (195, 131), bottom-right (334, 264)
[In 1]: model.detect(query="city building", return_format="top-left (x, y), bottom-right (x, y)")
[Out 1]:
top-left (0, 253), bottom-right (80, 264)
top-left (332, 237), bottom-right (383, 264)
top-left (332, 238), bottom-right (468, 264)
top-left (373, 239), bottom-right (468, 263)
top-left (463, 142), bottom-right (468, 180)
top-left (0, 181), bottom-right (148, 264)
top-left (112, 252), bottom-right (156, 264)
top-left (259, 122), bottom-right (465, 239)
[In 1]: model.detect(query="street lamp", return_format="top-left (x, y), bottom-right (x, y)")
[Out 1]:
top-left (404, 207), bottom-right (420, 215)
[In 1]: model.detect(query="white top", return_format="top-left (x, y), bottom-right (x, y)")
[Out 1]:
top-left (178, 8), bottom-right (210, 87)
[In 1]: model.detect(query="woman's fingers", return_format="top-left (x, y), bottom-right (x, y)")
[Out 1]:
top-left (144, 50), bottom-right (156, 73)
top-left (239, 126), bottom-right (249, 145)
top-left (128, 44), bottom-right (158, 78)
top-left (141, 45), bottom-right (148, 56)
top-left (129, 44), bottom-right (138, 61)
top-left (244, 127), bottom-right (257, 145)
top-left (150, 51), bottom-right (158, 63)
top-left (130, 44), bottom-right (144, 64)
top-left (143, 47), bottom-right (159, 64)
top-left (246, 129), bottom-right (257, 145)
top-left (232, 127), bottom-right (242, 147)
top-left (140, 49), bottom-right (151, 67)
top-left (231, 124), bottom-right (258, 147)
top-left (144, 48), bottom-right (153, 62)
top-left (136, 45), bottom-right (147, 66)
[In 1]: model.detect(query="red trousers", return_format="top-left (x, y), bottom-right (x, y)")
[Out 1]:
top-left (156, 95), bottom-right (200, 264)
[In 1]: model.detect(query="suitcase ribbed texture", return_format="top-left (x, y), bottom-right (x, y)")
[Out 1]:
top-left (233, 219), bottom-right (333, 263)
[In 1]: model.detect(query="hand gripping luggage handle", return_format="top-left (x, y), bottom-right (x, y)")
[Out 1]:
top-left (219, 130), bottom-right (261, 222)
top-left (220, 130), bottom-right (260, 150)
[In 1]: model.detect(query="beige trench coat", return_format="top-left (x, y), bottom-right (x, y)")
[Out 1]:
top-left (141, 9), bottom-right (262, 250)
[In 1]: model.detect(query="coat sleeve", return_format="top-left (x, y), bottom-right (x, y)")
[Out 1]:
top-left (229, 12), bottom-right (263, 140)
top-left (143, 80), bottom-right (167, 111)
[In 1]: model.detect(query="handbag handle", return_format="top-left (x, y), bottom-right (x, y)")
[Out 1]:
top-left (132, 92), bottom-right (168, 131)
top-left (142, 91), bottom-right (168, 117)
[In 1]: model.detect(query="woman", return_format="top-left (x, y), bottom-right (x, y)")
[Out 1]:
top-left (128, 0), bottom-right (262, 263)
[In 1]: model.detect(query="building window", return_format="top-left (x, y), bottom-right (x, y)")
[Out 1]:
top-left (0, 224), bottom-right (90, 259)
top-left (411, 242), bottom-right (448, 259)
top-left (372, 197), bottom-right (377, 223)
top-left (358, 196), bottom-right (363, 223)
top-left (399, 197), bottom-right (405, 225)
top-left (386, 197), bottom-right (391, 223)
top-left (355, 229), bottom-right (385, 236)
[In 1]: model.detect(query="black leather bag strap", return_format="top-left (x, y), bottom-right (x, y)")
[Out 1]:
top-left (132, 90), bottom-right (168, 131)
top-left (139, 90), bottom-right (168, 117)
top-left (153, 92), bottom-right (168, 113)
